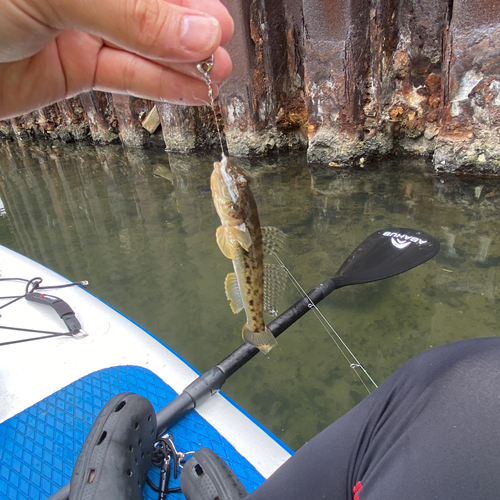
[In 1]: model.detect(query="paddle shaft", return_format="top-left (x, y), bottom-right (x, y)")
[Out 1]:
top-left (221, 278), bottom-right (339, 376)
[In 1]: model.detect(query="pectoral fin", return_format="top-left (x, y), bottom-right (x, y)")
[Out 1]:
top-left (216, 226), bottom-right (236, 259)
top-left (225, 273), bottom-right (244, 314)
top-left (261, 227), bottom-right (286, 255)
top-left (231, 224), bottom-right (253, 251)
top-left (216, 225), bottom-right (253, 258)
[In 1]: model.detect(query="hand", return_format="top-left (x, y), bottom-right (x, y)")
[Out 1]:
top-left (0, 0), bottom-right (233, 119)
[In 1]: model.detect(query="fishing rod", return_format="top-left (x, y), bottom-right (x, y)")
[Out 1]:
top-left (156, 227), bottom-right (439, 432)
top-left (49, 227), bottom-right (439, 500)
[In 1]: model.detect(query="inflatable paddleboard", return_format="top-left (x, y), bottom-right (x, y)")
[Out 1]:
top-left (0, 245), bottom-right (292, 499)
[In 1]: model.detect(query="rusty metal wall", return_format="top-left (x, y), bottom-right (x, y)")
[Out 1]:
top-left (2, 0), bottom-right (500, 173)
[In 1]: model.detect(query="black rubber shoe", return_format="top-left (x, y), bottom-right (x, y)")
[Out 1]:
top-left (181, 447), bottom-right (248, 500)
top-left (69, 392), bottom-right (157, 500)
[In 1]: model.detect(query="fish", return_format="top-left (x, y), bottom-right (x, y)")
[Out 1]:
top-left (211, 156), bottom-right (286, 354)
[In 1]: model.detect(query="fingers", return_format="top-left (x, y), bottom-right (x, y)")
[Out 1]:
top-left (0, 25), bottom-right (230, 121)
top-left (0, 0), bottom-right (234, 119)
top-left (93, 45), bottom-right (222, 105)
top-left (55, 30), bottom-right (232, 99)
top-left (33, 0), bottom-right (233, 63)
top-left (0, 0), bottom-right (59, 62)
top-left (55, 30), bottom-right (230, 105)
top-left (178, 0), bottom-right (234, 46)
top-left (116, 43), bottom-right (233, 85)
top-left (0, 44), bottom-right (67, 119)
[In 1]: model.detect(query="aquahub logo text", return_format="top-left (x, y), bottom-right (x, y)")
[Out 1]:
top-left (383, 231), bottom-right (428, 249)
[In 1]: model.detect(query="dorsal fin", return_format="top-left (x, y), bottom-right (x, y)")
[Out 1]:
top-left (261, 227), bottom-right (286, 256)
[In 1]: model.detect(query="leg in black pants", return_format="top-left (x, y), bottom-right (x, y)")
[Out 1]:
top-left (248, 337), bottom-right (500, 500)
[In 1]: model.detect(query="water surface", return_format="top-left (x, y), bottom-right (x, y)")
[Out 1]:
top-left (1, 140), bottom-right (499, 450)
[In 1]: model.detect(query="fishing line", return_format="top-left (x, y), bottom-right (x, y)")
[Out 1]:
top-left (195, 54), bottom-right (373, 391)
top-left (273, 254), bottom-right (378, 393)
top-left (197, 55), bottom-right (226, 157)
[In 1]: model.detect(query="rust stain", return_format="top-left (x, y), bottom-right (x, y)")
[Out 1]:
top-left (249, 1), bottom-right (268, 130)
top-left (393, 50), bottom-right (410, 79)
top-left (276, 95), bottom-right (308, 131)
top-left (286, 29), bottom-right (296, 81)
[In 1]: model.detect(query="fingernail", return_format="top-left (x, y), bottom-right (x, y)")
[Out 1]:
top-left (181, 15), bottom-right (220, 52)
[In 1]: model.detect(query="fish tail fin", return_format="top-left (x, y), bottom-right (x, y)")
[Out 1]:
top-left (242, 325), bottom-right (278, 354)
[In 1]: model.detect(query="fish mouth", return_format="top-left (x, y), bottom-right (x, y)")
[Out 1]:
top-left (212, 155), bottom-right (227, 182)
top-left (211, 157), bottom-right (226, 197)
top-left (213, 156), bottom-right (239, 204)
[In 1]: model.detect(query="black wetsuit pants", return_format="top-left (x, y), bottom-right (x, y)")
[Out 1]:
top-left (248, 337), bottom-right (500, 499)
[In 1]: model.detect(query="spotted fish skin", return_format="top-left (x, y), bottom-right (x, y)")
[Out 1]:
top-left (211, 156), bottom-right (284, 354)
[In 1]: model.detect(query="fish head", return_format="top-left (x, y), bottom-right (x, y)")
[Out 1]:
top-left (211, 156), bottom-right (250, 226)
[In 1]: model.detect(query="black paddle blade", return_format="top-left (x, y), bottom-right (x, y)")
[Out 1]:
top-left (333, 228), bottom-right (440, 286)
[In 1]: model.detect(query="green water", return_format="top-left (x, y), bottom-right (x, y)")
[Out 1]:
top-left (1, 140), bottom-right (500, 450)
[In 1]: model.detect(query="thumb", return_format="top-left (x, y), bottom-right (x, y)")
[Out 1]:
top-left (28, 0), bottom-right (230, 62)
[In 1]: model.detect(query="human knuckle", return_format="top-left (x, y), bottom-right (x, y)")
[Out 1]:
top-left (129, 0), bottom-right (165, 49)
top-left (122, 56), bottom-right (138, 93)
top-left (158, 69), bottom-right (175, 100)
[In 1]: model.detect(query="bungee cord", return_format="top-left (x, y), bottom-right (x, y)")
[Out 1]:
top-left (0, 277), bottom-right (87, 346)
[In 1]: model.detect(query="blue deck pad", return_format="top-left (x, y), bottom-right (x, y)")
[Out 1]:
top-left (0, 366), bottom-right (265, 500)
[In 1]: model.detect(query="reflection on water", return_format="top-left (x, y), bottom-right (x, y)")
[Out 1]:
top-left (1, 141), bottom-right (500, 450)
